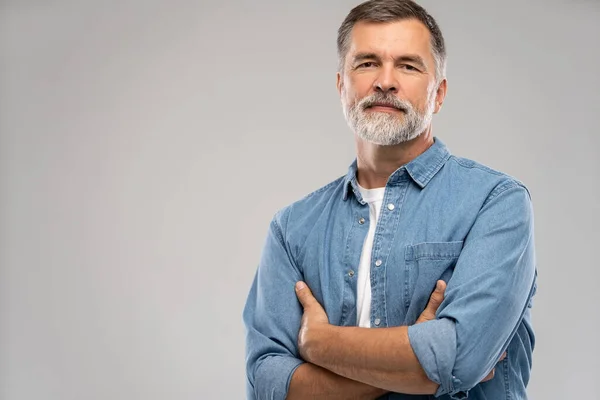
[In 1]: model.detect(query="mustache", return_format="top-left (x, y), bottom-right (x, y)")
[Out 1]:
top-left (360, 93), bottom-right (411, 112)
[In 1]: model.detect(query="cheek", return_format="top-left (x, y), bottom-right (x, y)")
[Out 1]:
top-left (413, 81), bottom-right (437, 105)
top-left (403, 87), bottom-right (430, 111)
top-left (345, 76), bottom-right (373, 99)
top-left (354, 80), bottom-right (374, 99)
top-left (341, 87), bottom-right (358, 107)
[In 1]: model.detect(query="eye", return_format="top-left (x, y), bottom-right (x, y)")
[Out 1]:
top-left (400, 64), bottom-right (418, 71)
top-left (358, 62), bottom-right (377, 68)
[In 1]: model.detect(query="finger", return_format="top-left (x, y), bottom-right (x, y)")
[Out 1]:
top-left (499, 351), bottom-right (507, 362)
top-left (424, 280), bottom-right (446, 314)
top-left (295, 281), bottom-right (316, 308)
top-left (478, 352), bottom-right (507, 384)
top-left (416, 280), bottom-right (447, 324)
top-left (481, 368), bottom-right (495, 383)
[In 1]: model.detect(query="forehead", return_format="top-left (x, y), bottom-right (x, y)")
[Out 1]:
top-left (347, 19), bottom-right (433, 61)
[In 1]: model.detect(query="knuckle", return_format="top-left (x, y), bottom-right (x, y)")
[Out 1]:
top-left (429, 298), bottom-right (441, 308)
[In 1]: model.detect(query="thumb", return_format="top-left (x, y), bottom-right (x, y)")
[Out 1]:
top-left (427, 279), bottom-right (446, 306)
top-left (424, 280), bottom-right (446, 314)
top-left (295, 281), bottom-right (315, 308)
top-left (499, 351), bottom-right (507, 362)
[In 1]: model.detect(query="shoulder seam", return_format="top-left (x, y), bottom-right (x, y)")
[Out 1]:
top-left (483, 180), bottom-right (529, 208)
top-left (273, 175), bottom-right (345, 232)
top-left (448, 156), bottom-right (504, 176)
top-left (270, 215), bottom-right (286, 246)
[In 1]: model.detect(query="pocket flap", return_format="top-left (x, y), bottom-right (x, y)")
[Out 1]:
top-left (405, 241), bottom-right (464, 261)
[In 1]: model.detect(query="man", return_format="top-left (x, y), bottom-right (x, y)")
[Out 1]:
top-left (243, 0), bottom-right (537, 399)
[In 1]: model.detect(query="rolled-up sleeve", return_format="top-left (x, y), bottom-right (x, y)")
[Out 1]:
top-left (243, 210), bottom-right (305, 400)
top-left (408, 318), bottom-right (458, 396)
top-left (408, 181), bottom-right (537, 399)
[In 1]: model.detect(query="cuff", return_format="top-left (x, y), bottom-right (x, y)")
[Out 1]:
top-left (408, 318), bottom-right (460, 397)
top-left (253, 356), bottom-right (304, 400)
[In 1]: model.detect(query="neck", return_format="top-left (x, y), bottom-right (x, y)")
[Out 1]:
top-left (355, 128), bottom-right (434, 189)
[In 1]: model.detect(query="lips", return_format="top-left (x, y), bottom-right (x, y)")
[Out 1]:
top-left (370, 103), bottom-right (398, 109)
top-left (367, 103), bottom-right (403, 111)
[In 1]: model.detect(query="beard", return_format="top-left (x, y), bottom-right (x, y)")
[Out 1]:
top-left (341, 89), bottom-right (436, 146)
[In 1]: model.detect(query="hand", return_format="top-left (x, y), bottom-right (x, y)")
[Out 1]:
top-left (295, 281), bottom-right (330, 363)
top-left (415, 280), bottom-right (446, 324)
top-left (416, 280), bottom-right (507, 383)
top-left (480, 351), bottom-right (507, 382)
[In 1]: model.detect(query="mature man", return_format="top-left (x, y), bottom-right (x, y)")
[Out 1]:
top-left (243, 1), bottom-right (537, 399)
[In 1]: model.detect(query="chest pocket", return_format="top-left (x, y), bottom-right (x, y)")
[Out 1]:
top-left (403, 241), bottom-right (464, 325)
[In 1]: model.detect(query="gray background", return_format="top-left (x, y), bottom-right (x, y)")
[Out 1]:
top-left (1, 0), bottom-right (598, 399)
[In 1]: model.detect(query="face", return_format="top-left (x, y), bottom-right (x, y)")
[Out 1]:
top-left (337, 19), bottom-right (447, 146)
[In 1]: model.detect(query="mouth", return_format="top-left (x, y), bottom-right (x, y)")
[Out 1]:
top-left (366, 103), bottom-right (403, 113)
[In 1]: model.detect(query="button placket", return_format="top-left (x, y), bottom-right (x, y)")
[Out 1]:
top-left (369, 181), bottom-right (408, 331)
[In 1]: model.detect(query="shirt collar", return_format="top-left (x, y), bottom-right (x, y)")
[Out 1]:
top-left (342, 137), bottom-right (451, 201)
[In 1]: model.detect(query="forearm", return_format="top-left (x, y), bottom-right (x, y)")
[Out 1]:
top-left (305, 325), bottom-right (438, 394)
top-left (287, 363), bottom-right (388, 400)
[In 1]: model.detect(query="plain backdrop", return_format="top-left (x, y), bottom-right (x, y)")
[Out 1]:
top-left (1, 0), bottom-right (599, 399)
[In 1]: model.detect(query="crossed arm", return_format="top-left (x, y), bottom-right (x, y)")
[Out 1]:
top-left (288, 280), bottom-right (504, 399)
top-left (287, 281), bottom-right (448, 399)
top-left (242, 217), bottom-right (444, 400)
top-left (244, 183), bottom-right (536, 400)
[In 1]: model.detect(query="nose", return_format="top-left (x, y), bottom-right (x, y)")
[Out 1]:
top-left (374, 65), bottom-right (398, 94)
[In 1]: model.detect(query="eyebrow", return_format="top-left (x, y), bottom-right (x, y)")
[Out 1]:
top-left (352, 52), bottom-right (428, 71)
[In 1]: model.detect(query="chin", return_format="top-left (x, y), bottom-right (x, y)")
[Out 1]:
top-left (358, 132), bottom-right (414, 146)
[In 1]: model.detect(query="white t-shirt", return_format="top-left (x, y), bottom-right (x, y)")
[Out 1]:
top-left (356, 183), bottom-right (386, 328)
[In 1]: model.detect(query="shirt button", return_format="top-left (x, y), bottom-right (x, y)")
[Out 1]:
top-left (374, 318), bottom-right (381, 326)
top-left (375, 259), bottom-right (382, 267)
top-left (348, 270), bottom-right (355, 277)
top-left (387, 203), bottom-right (395, 211)
top-left (358, 217), bottom-right (365, 225)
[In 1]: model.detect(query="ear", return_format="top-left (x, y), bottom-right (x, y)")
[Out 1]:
top-left (433, 78), bottom-right (447, 114)
top-left (336, 72), bottom-right (342, 97)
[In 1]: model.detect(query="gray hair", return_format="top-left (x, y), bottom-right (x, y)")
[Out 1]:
top-left (337, 0), bottom-right (447, 82)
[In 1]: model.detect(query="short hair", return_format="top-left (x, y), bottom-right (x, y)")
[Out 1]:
top-left (337, 0), bottom-right (447, 81)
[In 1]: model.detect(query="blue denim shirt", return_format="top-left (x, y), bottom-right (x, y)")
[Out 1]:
top-left (243, 138), bottom-right (537, 400)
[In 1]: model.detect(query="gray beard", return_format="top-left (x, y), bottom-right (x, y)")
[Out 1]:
top-left (342, 92), bottom-right (435, 146)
